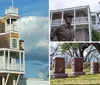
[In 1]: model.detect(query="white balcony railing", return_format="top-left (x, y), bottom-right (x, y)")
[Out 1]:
top-left (92, 23), bottom-right (100, 30)
top-left (73, 17), bottom-right (88, 24)
top-left (0, 63), bottom-right (24, 72)
top-left (5, 7), bottom-right (18, 15)
top-left (52, 17), bottom-right (88, 26)
top-left (6, 24), bottom-right (19, 32)
top-left (52, 19), bottom-right (62, 26)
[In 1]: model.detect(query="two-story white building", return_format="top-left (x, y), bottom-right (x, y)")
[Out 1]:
top-left (91, 12), bottom-right (100, 31)
top-left (50, 5), bottom-right (93, 41)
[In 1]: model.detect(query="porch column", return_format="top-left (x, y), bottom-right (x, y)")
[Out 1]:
top-left (8, 50), bottom-right (10, 70)
top-left (4, 50), bottom-right (5, 70)
top-left (13, 77), bottom-right (16, 85)
top-left (61, 11), bottom-right (64, 24)
top-left (19, 52), bottom-right (21, 71)
top-left (2, 76), bottom-right (5, 85)
top-left (74, 9), bottom-right (76, 41)
top-left (96, 14), bottom-right (98, 29)
top-left (23, 52), bottom-right (25, 71)
top-left (10, 18), bottom-right (11, 30)
top-left (87, 7), bottom-right (91, 41)
top-left (50, 12), bottom-right (53, 26)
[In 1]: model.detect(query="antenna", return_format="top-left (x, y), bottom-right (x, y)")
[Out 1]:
top-left (12, 0), bottom-right (14, 8)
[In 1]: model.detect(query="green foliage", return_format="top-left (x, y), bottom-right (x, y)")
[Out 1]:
top-left (92, 29), bottom-right (100, 41)
top-left (60, 43), bottom-right (70, 53)
top-left (60, 43), bottom-right (84, 53)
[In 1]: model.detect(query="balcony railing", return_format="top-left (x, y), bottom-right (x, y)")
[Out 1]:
top-left (51, 17), bottom-right (88, 26)
top-left (5, 7), bottom-right (18, 15)
top-left (52, 19), bottom-right (62, 26)
top-left (73, 17), bottom-right (88, 24)
top-left (0, 63), bottom-right (24, 72)
top-left (92, 23), bottom-right (100, 30)
top-left (6, 24), bottom-right (19, 32)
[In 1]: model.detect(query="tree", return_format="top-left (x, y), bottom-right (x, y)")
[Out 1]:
top-left (60, 43), bottom-right (97, 62)
top-left (92, 29), bottom-right (100, 41)
top-left (50, 43), bottom-right (100, 63)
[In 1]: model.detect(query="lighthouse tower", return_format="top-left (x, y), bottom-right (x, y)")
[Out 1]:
top-left (0, 3), bottom-right (25, 85)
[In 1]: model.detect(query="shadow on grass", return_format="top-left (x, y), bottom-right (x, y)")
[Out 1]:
top-left (51, 75), bottom-right (80, 79)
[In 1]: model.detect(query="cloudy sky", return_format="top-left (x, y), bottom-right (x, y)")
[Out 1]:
top-left (50, 0), bottom-right (100, 12)
top-left (0, 0), bottom-right (48, 79)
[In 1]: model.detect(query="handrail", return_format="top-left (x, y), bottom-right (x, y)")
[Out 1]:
top-left (52, 17), bottom-right (88, 25)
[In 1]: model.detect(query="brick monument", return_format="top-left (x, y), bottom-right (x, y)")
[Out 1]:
top-left (89, 62), bottom-right (100, 74)
top-left (70, 57), bottom-right (85, 76)
top-left (51, 57), bottom-right (68, 78)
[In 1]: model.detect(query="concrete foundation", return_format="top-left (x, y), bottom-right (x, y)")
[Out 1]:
top-left (89, 71), bottom-right (100, 74)
top-left (70, 72), bottom-right (85, 76)
top-left (51, 73), bottom-right (68, 78)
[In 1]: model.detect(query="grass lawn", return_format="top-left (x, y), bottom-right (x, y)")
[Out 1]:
top-left (50, 68), bottom-right (100, 85)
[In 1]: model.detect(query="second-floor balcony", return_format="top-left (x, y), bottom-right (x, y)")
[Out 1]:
top-left (6, 24), bottom-right (19, 32)
top-left (0, 63), bottom-right (24, 72)
top-left (73, 17), bottom-right (88, 24)
top-left (0, 49), bottom-right (25, 73)
top-left (51, 17), bottom-right (88, 26)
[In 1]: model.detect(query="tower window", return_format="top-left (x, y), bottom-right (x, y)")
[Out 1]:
top-left (11, 19), bottom-right (17, 24)
top-left (12, 39), bottom-right (17, 48)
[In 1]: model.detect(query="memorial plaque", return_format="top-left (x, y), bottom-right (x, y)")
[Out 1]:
top-left (90, 62), bottom-right (100, 74)
top-left (70, 57), bottom-right (85, 76)
top-left (51, 57), bottom-right (68, 78)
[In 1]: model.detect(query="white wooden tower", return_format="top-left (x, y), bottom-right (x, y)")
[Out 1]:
top-left (0, 1), bottom-right (25, 85)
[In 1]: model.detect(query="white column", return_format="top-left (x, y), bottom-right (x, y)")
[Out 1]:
top-left (88, 7), bottom-right (91, 41)
top-left (50, 12), bottom-right (53, 26)
top-left (61, 11), bottom-right (64, 24)
top-left (4, 50), bottom-right (5, 70)
top-left (5, 20), bottom-right (7, 32)
top-left (10, 18), bottom-right (11, 31)
top-left (2, 76), bottom-right (5, 85)
top-left (74, 9), bottom-right (76, 41)
top-left (23, 52), bottom-right (25, 71)
top-left (11, 57), bottom-right (14, 70)
top-left (19, 52), bottom-right (21, 71)
top-left (7, 50), bottom-right (10, 70)
top-left (13, 77), bottom-right (16, 85)
top-left (16, 75), bottom-right (20, 85)
top-left (96, 14), bottom-right (98, 29)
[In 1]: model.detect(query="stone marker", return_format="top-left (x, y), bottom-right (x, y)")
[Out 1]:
top-left (51, 57), bottom-right (68, 78)
top-left (70, 57), bottom-right (85, 76)
top-left (89, 62), bottom-right (100, 74)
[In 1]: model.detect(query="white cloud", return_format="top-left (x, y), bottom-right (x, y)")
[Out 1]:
top-left (50, 0), bottom-right (100, 12)
top-left (37, 72), bottom-right (44, 79)
top-left (35, 39), bottom-right (48, 48)
top-left (15, 16), bottom-right (48, 52)
top-left (16, 16), bottom-right (48, 35)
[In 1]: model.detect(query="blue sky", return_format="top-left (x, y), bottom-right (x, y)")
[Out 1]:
top-left (0, 0), bottom-right (48, 17)
top-left (0, 0), bottom-right (49, 79)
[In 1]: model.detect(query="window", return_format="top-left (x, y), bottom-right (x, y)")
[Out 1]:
top-left (91, 16), bottom-right (96, 21)
top-left (12, 39), bottom-right (17, 48)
